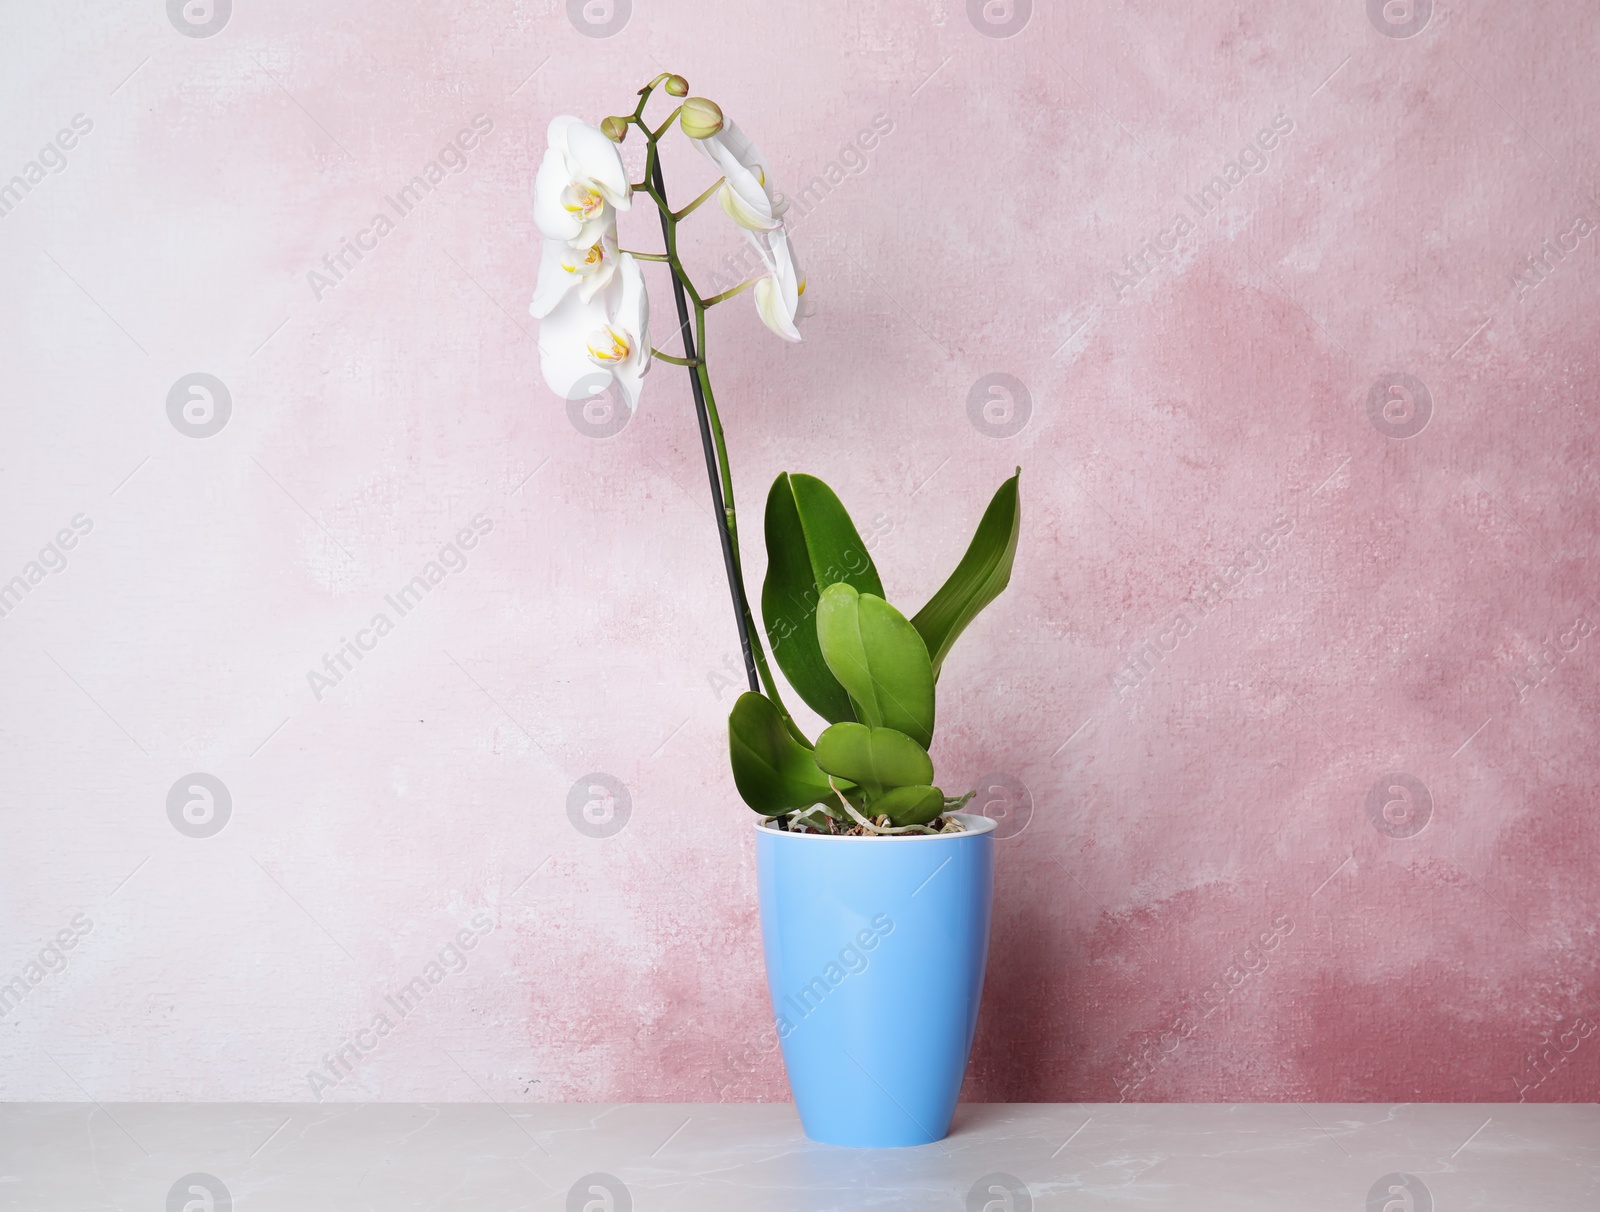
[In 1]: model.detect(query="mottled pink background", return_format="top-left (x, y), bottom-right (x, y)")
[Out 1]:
top-left (1, 0), bottom-right (1596, 1107)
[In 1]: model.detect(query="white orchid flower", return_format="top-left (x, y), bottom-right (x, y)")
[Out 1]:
top-left (753, 226), bottom-right (807, 343)
top-left (584, 252), bottom-right (651, 408)
top-left (534, 115), bottom-right (632, 249)
top-left (528, 231), bottom-right (619, 319)
top-left (693, 121), bottom-right (785, 233)
top-left (537, 251), bottom-right (652, 410)
top-left (691, 117), bottom-right (808, 340)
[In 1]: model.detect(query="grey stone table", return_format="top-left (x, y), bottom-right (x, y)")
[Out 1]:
top-left (1, 1102), bottom-right (1595, 1210)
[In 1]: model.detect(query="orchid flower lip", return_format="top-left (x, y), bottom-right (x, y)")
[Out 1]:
top-left (562, 184), bottom-right (606, 218)
top-left (586, 325), bottom-right (632, 365)
top-left (530, 232), bottom-right (618, 318)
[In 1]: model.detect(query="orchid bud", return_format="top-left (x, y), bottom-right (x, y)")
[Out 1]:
top-left (679, 96), bottom-right (724, 139)
top-left (664, 74), bottom-right (689, 97)
top-left (600, 115), bottom-right (628, 143)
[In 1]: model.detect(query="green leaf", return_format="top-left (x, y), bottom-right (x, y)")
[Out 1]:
top-left (911, 469), bottom-right (1022, 679)
top-left (728, 692), bottom-right (843, 815)
top-left (813, 722), bottom-right (934, 798)
top-left (874, 784), bottom-right (945, 827)
top-left (816, 583), bottom-right (935, 749)
top-left (761, 473), bottom-right (885, 724)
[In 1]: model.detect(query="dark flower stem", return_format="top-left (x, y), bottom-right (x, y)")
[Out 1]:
top-left (625, 76), bottom-right (791, 717)
top-left (648, 153), bottom-right (760, 695)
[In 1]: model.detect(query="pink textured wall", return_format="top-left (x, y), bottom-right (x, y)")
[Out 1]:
top-left (2, 0), bottom-right (1597, 1106)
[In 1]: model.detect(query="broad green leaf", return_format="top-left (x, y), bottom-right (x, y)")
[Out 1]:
top-left (813, 722), bottom-right (934, 798)
top-left (816, 583), bottom-right (935, 749)
top-left (911, 470), bottom-right (1022, 679)
top-left (761, 473), bottom-right (885, 724)
top-left (728, 692), bottom-right (844, 815)
top-left (874, 784), bottom-right (945, 827)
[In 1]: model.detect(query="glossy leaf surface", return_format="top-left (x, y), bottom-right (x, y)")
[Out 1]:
top-left (813, 722), bottom-right (934, 798)
top-left (816, 583), bottom-right (935, 749)
top-left (911, 470), bottom-right (1021, 679)
top-left (728, 691), bottom-right (840, 814)
top-left (874, 784), bottom-right (946, 826)
top-left (761, 473), bottom-right (885, 723)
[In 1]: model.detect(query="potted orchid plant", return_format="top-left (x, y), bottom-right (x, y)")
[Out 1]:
top-left (530, 74), bottom-right (1021, 1147)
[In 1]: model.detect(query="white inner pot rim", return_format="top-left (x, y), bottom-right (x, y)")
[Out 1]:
top-left (753, 811), bottom-right (998, 841)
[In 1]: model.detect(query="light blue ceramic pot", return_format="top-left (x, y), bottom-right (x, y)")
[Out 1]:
top-left (755, 811), bottom-right (996, 1147)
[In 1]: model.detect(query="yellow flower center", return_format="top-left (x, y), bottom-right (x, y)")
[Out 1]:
top-left (587, 325), bottom-right (630, 364)
top-left (561, 182), bottom-right (605, 220)
top-left (561, 241), bottom-right (607, 276)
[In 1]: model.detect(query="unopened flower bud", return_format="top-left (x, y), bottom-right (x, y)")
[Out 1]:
top-left (679, 96), bottom-right (724, 139)
top-left (600, 115), bottom-right (628, 143)
top-left (664, 74), bottom-right (689, 97)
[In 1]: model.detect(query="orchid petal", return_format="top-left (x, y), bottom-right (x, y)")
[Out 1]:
top-left (755, 276), bottom-right (802, 342)
top-left (538, 289), bottom-right (611, 401)
top-left (565, 120), bottom-right (632, 209)
top-left (749, 226), bottom-right (804, 341)
top-left (576, 260), bottom-right (617, 303)
top-left (546, 115), bottom-right (581, 145)
top-left (718, 182), bottom-right (781, 231)
top-left (530, 234), bottom-right (618, 318)
top-left (617, 252), bottom-right (650, 362)
top-left (533, 147), bottom-right (584, 243)
top-left (695, 121), bottom-right (781, 230)
top-left (529, 239), bottom-right (575, 318)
